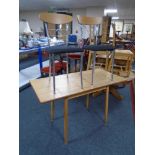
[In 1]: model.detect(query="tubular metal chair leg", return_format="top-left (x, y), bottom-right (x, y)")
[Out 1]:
top-left (91, 51), bottom-right (96, 85)
top-left (80, 52), bottom-right (84, 89)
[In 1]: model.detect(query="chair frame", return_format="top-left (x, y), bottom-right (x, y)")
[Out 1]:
top-left (39, 12), bottom-right (73, 93)
top-left (77, 15), bottom-right (102, 78)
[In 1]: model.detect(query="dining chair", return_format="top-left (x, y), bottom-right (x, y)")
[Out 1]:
top-left (67, 15), bottom-right (102, 73)
top-left (75, 15), bottom-right (104, 107)
top-left (39, 12), bottom-right (73, 76)
top-left (68, 15), bottom-right (102, 72)
top-left (77, 15), bottom-right (102, 70)
top-left (107, 49), bottom-right (133, 77)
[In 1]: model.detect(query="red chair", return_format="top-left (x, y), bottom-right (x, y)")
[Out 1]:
top-left (68, 39), bottom-right (90, 72)
top-left (41, 50), bottom-right (67, 75)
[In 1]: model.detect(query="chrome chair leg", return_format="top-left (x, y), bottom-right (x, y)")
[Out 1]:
top-left (91, 51), bottom-right (96, 85)
top-left (111, 50), bottom-right (115, 81)
top-left (80, 52), bottom-right (84, 89)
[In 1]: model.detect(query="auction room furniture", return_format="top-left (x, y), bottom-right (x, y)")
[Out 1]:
top-left (67, 15), bottom-right (102, 72)
top-left (39, 12), bottom-right (73, 76)
top-left (31, 68), bottom-right (135, 144)
top-left (29, 18), bottom-right (135, 144)
top-left (76, 15), bottom-right (102, 70)
top-left (108, 49), bottom-right (135, 117)
top-left (108, 49), bottom-right (133, 77)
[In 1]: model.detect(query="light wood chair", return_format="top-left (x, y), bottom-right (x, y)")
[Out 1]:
top-left (76, 15), bottom-right (110, 108)
top-left (39, 12), bottom-right (73, 75)
top-left (67, 15), bottom-right (102, 72)
top-left (95, 51), bottom-right (111, 70)
top-left (107, 49), bottom-right (133, 77)
top-left (77, 15), bottom-right (102, 70)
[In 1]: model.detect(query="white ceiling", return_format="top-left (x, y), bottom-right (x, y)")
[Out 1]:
top-left (19, 0), bottom-right (135, 11)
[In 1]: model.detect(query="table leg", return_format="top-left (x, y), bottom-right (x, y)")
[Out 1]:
top-left (86, 94), bottom-right (90, 109)
top-left (51, 100), bottom-right (55, 122)
top-left (104, 86), bottom-right (109, 123)
top-left (110, 86), bottom-right (123, 100)
top-left (130, 80), bottom-right (135, 118)
top-left (52, 53), bottom-right (56, 94)
top-left (64, 98), bottom-right (68, 144)
top-left (87, 51), bottom-right (92, 70)
top-left (111, 50), bottom-right (115, 81)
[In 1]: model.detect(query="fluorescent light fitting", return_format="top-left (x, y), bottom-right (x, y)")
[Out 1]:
top-left (112, 16), bottom-right (119, 20)
top-left (104, 9), bottom-right (117, 15)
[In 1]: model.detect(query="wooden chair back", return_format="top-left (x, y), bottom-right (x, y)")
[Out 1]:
top-left (77, 15), bottom-right (102, 43)
top-left (77, 15), bottom-right (102, 70)
top-left (108, 50), bottom-right (133, 77)
top-left (39, 12), bottom-right (73, 40)
top-left (96, 51), bottom-right (111, 70)
top-left (77, 15), bottom-right (102, 25)
top-left (39, 12), bottom-right (72, 24)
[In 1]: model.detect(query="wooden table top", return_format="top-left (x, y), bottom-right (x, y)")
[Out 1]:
top-left (115, 49), bottom-right (133, 54)
top-left (30, 69), bottom-right (134, 103)
top-left (109, 39), bottom-right (132, 44)
top-left (96, 50), bottom-right (133, 60)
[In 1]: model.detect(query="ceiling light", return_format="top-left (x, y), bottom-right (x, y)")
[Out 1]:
top-left (112, 17), bottom-right (119, 20)
top-left (104, 9), bottom-right (117, 15)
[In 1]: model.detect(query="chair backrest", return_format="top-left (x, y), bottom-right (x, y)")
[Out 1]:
top-left (39, 12), bottom-right (72, 24)
top-left (77, 15), bottom-right (102, 25)
top-left (96, 51), bottom-right (111, 70)
top-left (77, 15), bottom-right (102, 70)
top-left (39, 12), bottom-right (73, 40)
top-left (77, 15), bottom-right (102, 44)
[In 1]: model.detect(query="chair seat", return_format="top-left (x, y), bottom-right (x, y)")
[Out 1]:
top-left (41, 61), bottom-right (67, 74)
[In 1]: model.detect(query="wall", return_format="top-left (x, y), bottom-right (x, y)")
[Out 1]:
top-left (71, 8), bottom-right (86, 35)
top-left (19, 11), bottom-right (43, 32)
top-left (86, 7), bottom-right (104, 17)
top-left (19, 7), bottom-right (135, 34)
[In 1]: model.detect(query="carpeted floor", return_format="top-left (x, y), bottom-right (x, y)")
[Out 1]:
top-left (19, 85), bottom-right (135, 155)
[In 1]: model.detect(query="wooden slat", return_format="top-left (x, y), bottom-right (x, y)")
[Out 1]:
top-left (39, 12), bottom-right (72, 24)
top-left (104, 86), bottom-right (109, 123)
top-left (77, 15), bottom-right (102, 25)
top-left (51, 100), bottom-right (55, 122)
top-left (64, 98), bottom-right (68, 144)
